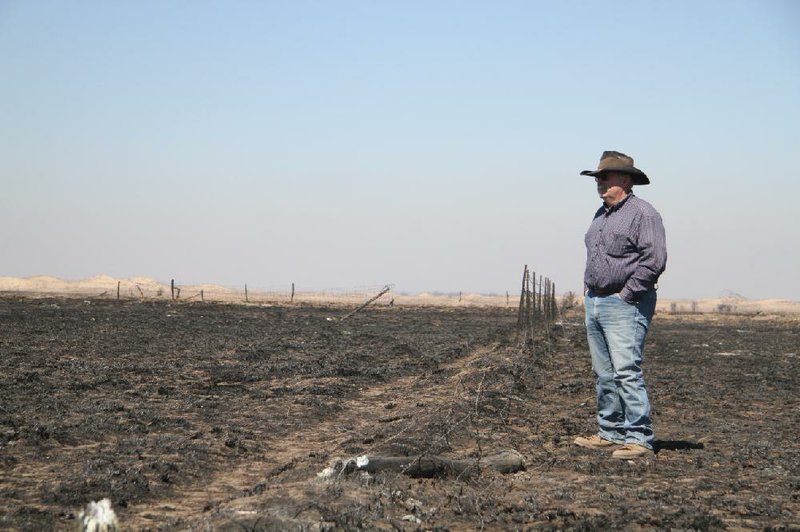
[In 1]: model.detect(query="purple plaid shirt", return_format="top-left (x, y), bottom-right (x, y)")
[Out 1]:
top-left (584, 194), bottom-right (667, 303)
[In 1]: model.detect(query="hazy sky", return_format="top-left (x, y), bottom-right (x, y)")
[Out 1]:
top-left (2, 1), bottom-right (799, 300)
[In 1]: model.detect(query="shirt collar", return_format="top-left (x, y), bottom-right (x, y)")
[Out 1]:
top-left (603, 192), bottom-right (634, 214)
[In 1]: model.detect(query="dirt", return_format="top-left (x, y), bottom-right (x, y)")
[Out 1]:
top-left (0, 297), bottom-right (798, 530)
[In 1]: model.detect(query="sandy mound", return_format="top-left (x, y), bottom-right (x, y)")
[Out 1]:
top-left (0, 275), bottom-right (170, 298)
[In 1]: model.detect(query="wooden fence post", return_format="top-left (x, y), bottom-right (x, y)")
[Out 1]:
top-left (544, 278), bottom-right (549, 321)
top-left (291, 282), bottom-right (295, 303)
top-left (171, 279), bottom-right (175, 300)
top-left (537, 274), bottom-right (543, 317)
top-left (544, 279), bottom-right (549, 320)
top-left (525, 272), bottom-right (531, 340)
top-left (245, 284), bottom-right (249, 302)
top-left (117, 281), bottom-right (120, 301)
top-left (517, 265), bottom-right (528, 328)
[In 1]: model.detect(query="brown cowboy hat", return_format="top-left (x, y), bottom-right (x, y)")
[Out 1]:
top-left (580, 150), bottom-right (649, 185)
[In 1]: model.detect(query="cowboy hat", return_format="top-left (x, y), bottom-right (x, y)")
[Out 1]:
top-left (580, 150), bottom-right (649, 185)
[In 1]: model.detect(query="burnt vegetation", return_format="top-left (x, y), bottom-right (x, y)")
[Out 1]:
top-left (0, 297), bottom-right (798, 529)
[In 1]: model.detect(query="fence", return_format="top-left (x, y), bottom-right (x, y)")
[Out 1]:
top-left (1, 275), bottom-right (550, 309)
top-left (4, 277), bottom-right (392, 306)
top-left (516, 265), bottom-right (559, 347)
top-left (68, 279), bottom-right (506, 307)
top-left (162, 281), bottom-right (512, 307)
top-left (156, 280), bottom-right (394, 306)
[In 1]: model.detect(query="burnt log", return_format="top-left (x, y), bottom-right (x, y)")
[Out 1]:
top-left (355, 450), bottom-right (523, 479)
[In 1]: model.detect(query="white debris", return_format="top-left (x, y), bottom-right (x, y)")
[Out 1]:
top-left (401, 514), bottom-right (422, 524)
top-left (404, 497), bottom-right (422, 512)
top-left (317, 455), bottom-right (371, 480)
top-left (317, 466), bottom-right (338, 479)
top-left (78, 498), bottom-right (118, 532)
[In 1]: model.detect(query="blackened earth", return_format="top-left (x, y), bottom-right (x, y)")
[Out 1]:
top-left (0, 297), bottom-right (797, 530)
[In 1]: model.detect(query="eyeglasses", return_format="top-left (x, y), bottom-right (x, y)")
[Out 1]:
top-left (594, 173), bottom-right (624, 183)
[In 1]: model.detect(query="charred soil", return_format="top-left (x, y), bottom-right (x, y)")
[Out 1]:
top-left (0, 298), bottom-right (798, 530)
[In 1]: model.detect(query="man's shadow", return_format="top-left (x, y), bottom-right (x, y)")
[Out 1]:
top-left (654, 440), bottom-right (705, 453)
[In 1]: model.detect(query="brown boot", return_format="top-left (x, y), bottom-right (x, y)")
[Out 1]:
top-left (574, 434), bottom-right (621, 450)
top-left (612, 444), bottom-right (653, 460)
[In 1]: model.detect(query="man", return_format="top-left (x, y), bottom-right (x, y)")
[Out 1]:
top-left (573, 151), bottom-right (667, 460)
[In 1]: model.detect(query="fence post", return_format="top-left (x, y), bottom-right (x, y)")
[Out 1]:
top-left (245, 284), bottom-right (249, 303)
top-left (538, 275), bottom-right (543, 318)
top-left (525, 269), bottom-right (532, 332)
top-left (117, 281), bottom-right (120, 301)
top-left (171, 279), bottom-right (175, 300)
top-left (291, 282), bottom-right (295, 303)
top-left (544, 279), bottom-right (549, 320)
top-left (542, 278), bottom-right (550, 335)
top-left (517, 265), bottom-right (528, 328)
top-left (528, 271), bottom-right (535, 340)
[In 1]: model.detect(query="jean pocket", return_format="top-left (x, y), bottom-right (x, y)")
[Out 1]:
top-left (614, 293), bottom-right (637, 306)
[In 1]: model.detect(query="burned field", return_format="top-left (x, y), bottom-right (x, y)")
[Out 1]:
top-left (1, 297), bottom-right (798, 530)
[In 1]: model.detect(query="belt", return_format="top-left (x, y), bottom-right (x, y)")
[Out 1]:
top-left (587, 287), bottom-right (618, 296)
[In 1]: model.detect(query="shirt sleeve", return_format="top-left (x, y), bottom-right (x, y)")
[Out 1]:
top-left (619, 212), bottom-right (667, 303)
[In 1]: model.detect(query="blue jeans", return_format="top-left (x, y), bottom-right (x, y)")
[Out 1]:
top-left (584, 289), bottom-right (657, 449)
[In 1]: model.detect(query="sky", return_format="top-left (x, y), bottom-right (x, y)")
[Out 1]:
top-left (1, 1), bottom-right (799, 300)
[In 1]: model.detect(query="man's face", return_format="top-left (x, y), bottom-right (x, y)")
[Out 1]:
top-left (595, 172), bottom-right (631, 205)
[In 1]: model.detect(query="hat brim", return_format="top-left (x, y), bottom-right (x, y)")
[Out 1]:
top-left (580, 167), bottom-right (650, 185)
